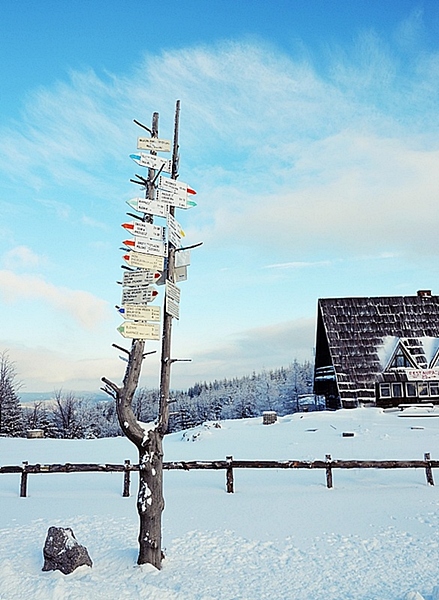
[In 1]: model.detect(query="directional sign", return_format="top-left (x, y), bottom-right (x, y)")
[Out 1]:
top-left (129, 154), bottom-right (172, 173)
top-left (158, 176), bottom-right (196, 196)
top-left (122, 221), bottom-right (165, 241)
top-left (126, 197), bottom-right (170, 218)
top-left (137, 137), bottom-right (171, 152)
top-left (122, 252), bottom-right (164, 271)
top-left (157, 188), bottom-right (188, 209)
top-left (165, 279), bottom-right (180, 319)
top-left (122, 270), bottom-right (161, 287)
top-left (123, 238), bottom-right (167, 257)
top-left (167, 213), bottom-right (185, 247)
top-left (117, 321), bottom-right (161, 340)
top-left (121, 285), bottom-right (158, 305)
top-left (118, 304), bottom-right (161, 321)
top-left (175, 249), bottom-right (191, 267)
top-left (174, 266), bottom-right (188, 283)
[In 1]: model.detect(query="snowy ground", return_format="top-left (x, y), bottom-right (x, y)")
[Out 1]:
top-left (2, 407), bottom-right (439, 599)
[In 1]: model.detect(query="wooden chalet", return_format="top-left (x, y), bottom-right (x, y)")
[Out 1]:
top-left (313, 291), bottom-right (439, 409)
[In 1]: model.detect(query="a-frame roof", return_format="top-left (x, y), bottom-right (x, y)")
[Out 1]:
top-left (315, 295), bottom-right (439, 402)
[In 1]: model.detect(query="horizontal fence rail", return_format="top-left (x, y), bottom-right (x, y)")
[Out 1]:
top-left (1, 453), bottom-right (437, 497)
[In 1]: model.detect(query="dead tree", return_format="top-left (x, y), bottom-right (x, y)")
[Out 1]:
top-left (102, 103), bottom-right (181, 570)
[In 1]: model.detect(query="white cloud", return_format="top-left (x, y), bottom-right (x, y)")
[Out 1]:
top-left (3, 246), bottom-right (45, 270)
top-left (265, 261), bottom-right (332, 270)
top-left (182, 318), bottom-right (315, 385)
top-left (0, 38), bottom-right (438, 264)
top-left (1, 341), bottom-right (122, 393)
top-left (0, 270), bottom-right (111, 329)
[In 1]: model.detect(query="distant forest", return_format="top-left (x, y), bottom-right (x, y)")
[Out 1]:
top-left (3, 359), bottom-right (316, 439)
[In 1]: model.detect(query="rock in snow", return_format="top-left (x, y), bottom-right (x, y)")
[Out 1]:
top-left (42, 526), bottom-right (92, 575)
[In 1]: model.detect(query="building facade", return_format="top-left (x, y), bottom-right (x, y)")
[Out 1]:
top-left (313, 292), bottom-right (439, 409)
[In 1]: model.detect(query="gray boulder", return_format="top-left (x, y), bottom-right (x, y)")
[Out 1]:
top-left (42, 526), bottom-right (92, 574)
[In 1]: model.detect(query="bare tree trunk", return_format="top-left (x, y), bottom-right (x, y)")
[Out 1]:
top-left (137, 431), bottom-right (165, 567)
top-left (103, 339), bottom-right (166, 568)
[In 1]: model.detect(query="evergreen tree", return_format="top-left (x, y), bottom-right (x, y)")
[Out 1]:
top-left (0, 351), bottom-right (23, 437)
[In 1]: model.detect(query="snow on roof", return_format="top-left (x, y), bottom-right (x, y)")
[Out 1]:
top-left (376, 335), bottom-right (399, 369)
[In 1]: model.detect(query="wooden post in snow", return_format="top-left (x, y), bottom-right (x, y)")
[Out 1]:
top-left (102, 104), bottom-right (182, 570)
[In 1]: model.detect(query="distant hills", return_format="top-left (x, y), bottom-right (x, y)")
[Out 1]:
top-left (19, 391), bottom-right (109, 405)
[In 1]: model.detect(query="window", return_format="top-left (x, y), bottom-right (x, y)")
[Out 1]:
top-left (419, 382), bottom-right (429, 397)
top-left (406, 382), bottom-right (417, 397)
top-left (380, 383), bottom-right (391, 397)
top-left (392, 383), bottom-right (403, 397)
top-left (390, 348), bottom-right (412, 368)
top-left (429, 382), bottom-right (439, 397)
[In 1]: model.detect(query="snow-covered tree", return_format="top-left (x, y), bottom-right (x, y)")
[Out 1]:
top-left (0, 351), bottom-right (23, 437)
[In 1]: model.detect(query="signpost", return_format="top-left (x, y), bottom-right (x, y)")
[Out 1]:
top-left (156, 188), bottom-right (188, 209)
top-left (117, 321), bottom-right (161, 340)
top-left (158, 175), bottom-right (196, 196)
top-left (129, 153), bottom-right (172, 173)
top-left (165, 279), bottom-right (180, 320)
top-left (167, 213), bottom-right (184, 247)
top-left (126, 197), bottom-right (170, 218)
top-left (123, 238), bottom-right (167, 257)
top-left (121, 285), bottom-right (158, 305)
top-left (102, 102), bottom-right (201, 572)
top-left (117, 304), bottom-right (161, 321)
top-left (122, 252), bottom-right (165, 271)
top-left (122, 221), bottom-right (166, 241)
top-left (137, 137), bottom-right (171, 152)
top-left (122, 270), bottom-right (161, 287)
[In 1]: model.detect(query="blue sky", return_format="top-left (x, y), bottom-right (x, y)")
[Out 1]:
top-left (1, 0), bottom-right (439, 394)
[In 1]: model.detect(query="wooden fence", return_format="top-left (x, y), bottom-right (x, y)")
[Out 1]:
top-left (1, 453), bottom-right (437, 497)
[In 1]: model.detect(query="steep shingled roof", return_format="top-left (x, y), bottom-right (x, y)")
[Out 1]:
top-left (315, 295), bottom-right (439, 403)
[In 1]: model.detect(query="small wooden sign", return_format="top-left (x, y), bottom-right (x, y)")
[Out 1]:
top-left (137, 137), bottom-right (171, 152)
top-left (117, 321), bottom-right (161, 340)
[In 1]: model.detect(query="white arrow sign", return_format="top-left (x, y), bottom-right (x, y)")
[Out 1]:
top-left (158, 176), bottom-right (196, 195)
top-left (117, 321), bottom-right (161, 340)
top-left (122, 221), bottom-right (165, 241)
top-left (122, 252), bottom-right (165, 271)
top-left (137, 137), bottom-right (171, 152)
top-left (166, 279), bottom-right (180, 319)
top-left (157, 188), bottom-right (188, 209)
top-left (126, 197), bottom-right (170, 218)
top-left (129, 153), bottom-right (172, 173)
top-left (121, 285), bottom-right (159, 305)
top-left (123, 238), bottom-right (167, 257)
top-left (118, 304), bottom-right (161, 321)
top-left (122, 270), bottom-right (161, 287)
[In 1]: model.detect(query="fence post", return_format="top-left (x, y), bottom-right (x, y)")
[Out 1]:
top-left (226, 455), bottom-right (234, 493)
top-left (123, 460), bottom-right (131, 497)
top-left (325, 454), bottom-right (333, 489)
top-left (20, 461), bottom-right (28, 497)
top-left (424, 453), bottom-right (434, 486)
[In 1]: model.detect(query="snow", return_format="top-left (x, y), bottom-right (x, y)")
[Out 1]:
top-left (2, 407), bottom-right (439, 599)
top-left (377, 335), bottom-right (399, 369)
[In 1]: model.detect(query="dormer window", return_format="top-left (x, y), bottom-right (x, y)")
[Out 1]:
top-left (389, 347), bottom-right (412, 369)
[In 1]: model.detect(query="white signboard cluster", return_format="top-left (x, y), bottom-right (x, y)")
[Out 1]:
top-left (117, 131), bottom-right (197, 340)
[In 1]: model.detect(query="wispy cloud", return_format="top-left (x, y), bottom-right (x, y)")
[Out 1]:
top-left (1, 341), bottom-right (121, 392)
top-left (265, 261), bottom-right (332, 270)
top-left (182, 318), bottom-right (315, 385)
top-left (3, 246), bottom-right (45, 270)
top-left (0, 35), bottom-right (438, 262)
top-left (0, 270), bottom-right (111, 329)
